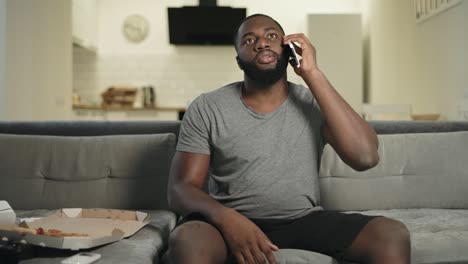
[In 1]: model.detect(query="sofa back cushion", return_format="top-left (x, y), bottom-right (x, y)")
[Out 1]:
top-left (0, 133), bottom-right (176, 210)
top-left (319, 131), bottom-right (468, 210)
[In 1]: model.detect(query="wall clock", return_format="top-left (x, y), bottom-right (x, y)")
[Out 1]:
top-left (122, 14), bottom-right (150, 43)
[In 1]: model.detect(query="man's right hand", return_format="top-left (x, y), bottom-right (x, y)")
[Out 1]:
top-left (215, 208), bottom-right (278, 264)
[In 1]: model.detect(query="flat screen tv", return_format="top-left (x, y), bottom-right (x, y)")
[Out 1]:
top-left (168, 6), bottom-right (246, 45)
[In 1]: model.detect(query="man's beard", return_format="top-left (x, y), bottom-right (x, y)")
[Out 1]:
top-left (238, 49), bottom-right (289, 87)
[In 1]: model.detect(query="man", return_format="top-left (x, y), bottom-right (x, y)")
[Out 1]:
top-left (167, 14), bottom-right (410, 264)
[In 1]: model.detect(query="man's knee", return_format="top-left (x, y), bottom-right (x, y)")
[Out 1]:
top-left (168, 221), bottom-right (228, 264)
top-left (376, 218), bottom-right (410, 247)
top-left (169, 222), bottom-right (195, 250)
top-left (169, 221), bottom-right (215, 252)
top-left (369, 217), bottom-right (411, 261)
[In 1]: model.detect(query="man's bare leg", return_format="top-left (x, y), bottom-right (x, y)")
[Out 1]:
top-left (343, 217), bottom-right (411, 264)
top-left (167, 221), bottom-right (229, 264)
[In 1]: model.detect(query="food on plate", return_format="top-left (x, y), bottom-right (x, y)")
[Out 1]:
top-left (12, 226), bottom-right (36, 235)
top-left (35, 227), bottom-right (45, 235)
top-left (43, 228), bottom-right (89, 237)
top-left (12, 226), bottom-right (88, 237)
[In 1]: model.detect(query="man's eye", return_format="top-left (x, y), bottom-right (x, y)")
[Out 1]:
top-left (244, 38), bottom-right (255, 45)
top-left (267, 33), bottom-right (277, 39)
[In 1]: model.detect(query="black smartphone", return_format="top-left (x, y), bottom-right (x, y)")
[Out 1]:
top-left (288, 42), bottom-right (300, 68)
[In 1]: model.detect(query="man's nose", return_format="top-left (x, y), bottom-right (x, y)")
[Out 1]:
top-left (255, 38), bottom-right (270, 51)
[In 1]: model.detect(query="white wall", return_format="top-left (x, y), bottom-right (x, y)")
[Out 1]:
top-left (6, 0), bottom-right (466, 121)
top-left (0, 0), bottom-right (6, 119)
top-left (308, 14), bottom-right (362, 111)
top-left (364, 0), bottom-right (468, 120)
top-left (98, 0), bottom-right (361, 54)
top-left (74, 0), bottom-right (361, 108)
top-left (3, 0), bottom-right (72, 120)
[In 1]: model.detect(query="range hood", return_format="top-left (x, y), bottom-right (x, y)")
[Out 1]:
top-left (167, 0), bottom-right (246, 45)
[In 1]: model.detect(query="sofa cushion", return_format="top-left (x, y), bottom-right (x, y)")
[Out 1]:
top-left (0, 133), bottom-right (176, 210)
top-left (319, 131), bottom-right (468, 210)
top-left (272, 209), bottom-right (468, 264)
top-left (13, 209), bottom-right (177, 264)
top-left (355, 209), bottom-right (468, 264)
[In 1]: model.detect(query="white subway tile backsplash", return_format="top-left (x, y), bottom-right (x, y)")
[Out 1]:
top-left (73, 49), bottom-right (247, 108)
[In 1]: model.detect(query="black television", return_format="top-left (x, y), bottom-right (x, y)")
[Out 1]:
top-left (168, 6), bottom-right (246, 45)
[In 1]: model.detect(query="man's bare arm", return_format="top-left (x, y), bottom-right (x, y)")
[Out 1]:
top-left (306, 70), bottom-right (379, 171)
top-left (283, 34), bottom-right (379, 171)
top-left (167, 151), bottom-right (226, 220)
top-left (167, 151), bottom-right (278, 264)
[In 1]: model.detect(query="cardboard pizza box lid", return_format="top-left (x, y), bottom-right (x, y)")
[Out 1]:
top-left (0, 208), bottom-right (149, 250)
top-left (0, 200), bottom-right (16, 225)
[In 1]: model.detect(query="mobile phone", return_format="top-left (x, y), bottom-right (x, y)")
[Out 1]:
top-left (288, 42), bottom-right (300, 68)
top-left (61, 252), bottom-right (101, 264)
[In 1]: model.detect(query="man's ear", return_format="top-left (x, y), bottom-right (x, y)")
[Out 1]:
top-left (236, 56), bottom-right (243, 70)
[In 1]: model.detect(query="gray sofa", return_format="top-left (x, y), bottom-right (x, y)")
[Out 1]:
top-left (1, 120), bottom-right (468, 264)
top-left (0, 121), bottom-right (180, 264)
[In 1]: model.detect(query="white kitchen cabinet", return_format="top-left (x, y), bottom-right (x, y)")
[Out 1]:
top-left (72, 0), bottom-right (97, 52)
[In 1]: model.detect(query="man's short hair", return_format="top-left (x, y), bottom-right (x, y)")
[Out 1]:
top-left (233, 14), bottom-right (285, 49)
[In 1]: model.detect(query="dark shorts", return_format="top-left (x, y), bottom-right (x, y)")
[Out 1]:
top-left (177, 210), bottom-right (379, 261)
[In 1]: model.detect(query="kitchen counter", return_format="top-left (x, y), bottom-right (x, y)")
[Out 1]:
top-left (72, 105), bottom-right (186, 121)
top-left (73, 104), bottom-right (186, 112)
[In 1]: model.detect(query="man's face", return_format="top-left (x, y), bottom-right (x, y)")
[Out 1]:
top-left (235, 16), bottom-right (289, 86)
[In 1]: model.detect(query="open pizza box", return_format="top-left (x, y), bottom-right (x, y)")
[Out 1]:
top-left (0, 201), bottom-right (16, 225)
top-left (0, 208), bottom-right (149, 250)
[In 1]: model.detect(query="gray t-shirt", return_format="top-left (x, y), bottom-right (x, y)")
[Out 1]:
top-left (177, 81), bottom-right (325, 219)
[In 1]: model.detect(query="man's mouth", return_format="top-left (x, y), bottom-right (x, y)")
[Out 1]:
top-left (256, 50), bottom-right (277, 64)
